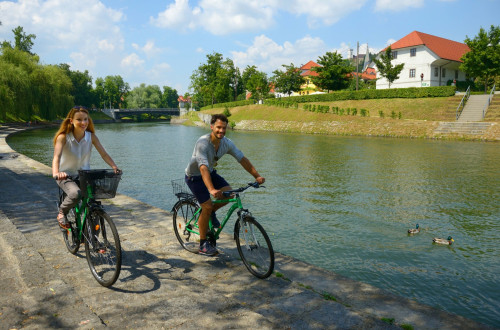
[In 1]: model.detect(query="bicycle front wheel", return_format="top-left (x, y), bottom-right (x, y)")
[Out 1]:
top-left (172, 200), bottom-right (200, 253)
top-left (62, 208), bottom-right (80, 254)
top-left (235, 216), bottom-right (275, 279)
top-left (84, 209), bottom-right (122, 287)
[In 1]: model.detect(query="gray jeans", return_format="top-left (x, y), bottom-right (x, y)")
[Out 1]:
top-left (57, 179), bottom-right (82, 214)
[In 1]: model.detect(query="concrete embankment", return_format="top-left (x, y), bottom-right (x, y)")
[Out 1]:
top-left (0, 125), bottom-right (493, 329)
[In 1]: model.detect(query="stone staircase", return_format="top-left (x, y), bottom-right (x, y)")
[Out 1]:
top-left (434, 121), bottom-right (492, 135)
top-left (457, 94), bottom-right (490, 122)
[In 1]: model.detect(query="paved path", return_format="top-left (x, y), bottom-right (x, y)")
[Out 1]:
top-left (0, 125), bottom-right (492, 329)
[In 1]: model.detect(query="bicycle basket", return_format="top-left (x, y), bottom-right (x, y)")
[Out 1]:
top-left (171, 178), bottom-right (195, 200)
top-left (79, 169), bottom-right (122, 199)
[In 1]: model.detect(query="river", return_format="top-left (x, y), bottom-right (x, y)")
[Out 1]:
top-left (7, 122), bottom-right (500, 327)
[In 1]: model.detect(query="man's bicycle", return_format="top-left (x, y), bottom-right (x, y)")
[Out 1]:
top-left (56, 169), bottom-right (122, 287)
top-left (171, 179), bottom-right (275, 279)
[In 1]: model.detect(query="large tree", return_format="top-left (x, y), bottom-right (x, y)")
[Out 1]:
top-left (271, 63), bottom-right (305, 96)
top-left (460, 25), bottom-right (500, 93)
top-left (2, 26), bottom-right (37, 54)
top-left (311, 51), bottom-right (354, 91)
top-left (242, 65), bottom-right (269, 101)
top-left (373, 46), bottom-right (404, 88)
top-left (161, 86), bottom-right (179, 108)
top-left (58, 64), bottom-right (95, 107)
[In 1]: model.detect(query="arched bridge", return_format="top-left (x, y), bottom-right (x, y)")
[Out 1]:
top-left (103, 108), bottom-right (180, 120)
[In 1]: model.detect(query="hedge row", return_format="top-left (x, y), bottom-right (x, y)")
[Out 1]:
top-left (265, 86), bottom-right (456, 105)
top-left (303, 104), bottom-right (371, 117)
top-left (200, 99), bottom-right (254, 111)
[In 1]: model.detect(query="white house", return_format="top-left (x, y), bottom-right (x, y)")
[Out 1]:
top-left (375, 31), bottom-right (470, 89)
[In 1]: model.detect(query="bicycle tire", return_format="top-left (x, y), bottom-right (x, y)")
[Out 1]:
top-left (235, 216), bottom-right (275, 279)
top-left (59, 192), bottom-right (80, 254)
top-left (172, 199), bottom-right (200, 253)
top-left (84, 209), bottom-right (122, 287)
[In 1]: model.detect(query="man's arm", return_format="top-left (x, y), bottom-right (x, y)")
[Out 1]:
top-left (200, 165), bottom-right (224, 199)
top-left (239, 157), bottom-right (265, 184)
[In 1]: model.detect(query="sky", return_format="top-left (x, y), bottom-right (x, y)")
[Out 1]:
top-left (0, 0), bottom-right (499, 95)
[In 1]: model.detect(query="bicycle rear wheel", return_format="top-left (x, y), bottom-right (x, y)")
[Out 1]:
top-left (172, 200), bottom-right (200, 253)
top-left (235, 216), bottom-right (275, 279)
top-left (84, 209), bottom-right (122, 287)
top-left (63, 208), bottom-right (80, 254)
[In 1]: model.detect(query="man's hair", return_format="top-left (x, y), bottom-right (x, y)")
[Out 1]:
top-left (211, 114), bottom-right (228, 125)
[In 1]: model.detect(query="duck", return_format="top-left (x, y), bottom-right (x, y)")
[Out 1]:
top-left (433, 236), bottom-right (454, 245)
top-left (408, 224), bottom-right (420, 234)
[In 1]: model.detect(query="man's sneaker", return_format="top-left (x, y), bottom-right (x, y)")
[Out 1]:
top-left (211, 211), bottom-right (220, 229)
top-left (199, 240), bottom-right (218, 256)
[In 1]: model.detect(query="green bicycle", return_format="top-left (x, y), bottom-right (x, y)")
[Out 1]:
top-left (171, 179), bottom-right (275, 279)
top-left (57, 169), bottom-right (122, 287)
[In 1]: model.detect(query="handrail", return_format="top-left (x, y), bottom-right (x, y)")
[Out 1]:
top-left (456, 85), bottom-right (470, 120)
top-left (483, 83), bottom-right (496, 119)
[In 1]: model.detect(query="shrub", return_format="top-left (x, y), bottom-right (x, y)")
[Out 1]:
top-left (391, 111), bottom-right (397, 119)
top-left (223, 106), bottom-right (231, 117)
top-left (379, 110), bottom-right (385, 118)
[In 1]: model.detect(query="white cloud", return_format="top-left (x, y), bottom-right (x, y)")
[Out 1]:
top-left (231, 34), bottom-right (327, 73)
top-left (374, 0), bottom-right (424, 12)
top-left (121, 53), bottom-right (144, 68)
top-left (151, 0), bottom-right (367, 35)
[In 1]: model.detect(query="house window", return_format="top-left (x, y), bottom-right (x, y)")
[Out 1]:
top-left (392, 51), bottom-right (398, 59)
top-left (409, 69), bottom-right (416, 78)
top-left (410, 48), bottom-right (416, 57)
top-left (434, 67), bottom-right (439, 77)
top-left (442, 68), bottom-right (446, 77)
top-left (455, 70), bottom-right (459, 79)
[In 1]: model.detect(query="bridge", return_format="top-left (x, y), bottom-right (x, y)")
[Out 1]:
top-left (102, 108), bottom-right (180, 120)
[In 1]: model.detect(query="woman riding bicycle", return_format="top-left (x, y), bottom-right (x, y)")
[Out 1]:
top-left (52, 106), bottom-right (121, 230)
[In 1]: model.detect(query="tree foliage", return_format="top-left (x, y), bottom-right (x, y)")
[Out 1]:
top-left (242, 65), bottom-right (269, 101)
top-left (311, 51), bottom-right (354, 91)
top-left (271, 63), bottom-right (305, 96)
top-left (373, 46), bottom-right (404, 88)
top-left (190, 52), bottom-right (242, 108)
top-left (2, 26), bottom-right (36, 54)
top-left (460, 25), bottom-right (500, 93)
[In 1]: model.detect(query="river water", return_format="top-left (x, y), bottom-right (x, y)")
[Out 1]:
top-left (7, 122), bottom-right (500, 327)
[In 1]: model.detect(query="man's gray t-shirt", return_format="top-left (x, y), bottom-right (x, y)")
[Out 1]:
top-left (185, 133), bottom-right (244, 177)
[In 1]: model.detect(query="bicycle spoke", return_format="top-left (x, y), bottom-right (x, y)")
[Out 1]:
top-left (85, 210), bottom-right (122, 287)
top-left (173, 200), bottom-right (200, 253)
top-left (236, 217), bottom-right (274, 279)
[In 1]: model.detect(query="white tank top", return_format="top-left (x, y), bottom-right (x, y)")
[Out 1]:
top-left (59, 131), bottom-right (92, 176)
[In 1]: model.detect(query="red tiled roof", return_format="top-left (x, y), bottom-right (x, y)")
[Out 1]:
top-left (301, 69), bottom-right (319, 77)
top-left (178, 95), bottom-right (191, 102)
top-left (388, 31), bottom-right (469, 62)
top-left (300, 60), bottom-right (320, 70)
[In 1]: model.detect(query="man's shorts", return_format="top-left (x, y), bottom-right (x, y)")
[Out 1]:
top-left (185, 170), bottom-right (229, 204)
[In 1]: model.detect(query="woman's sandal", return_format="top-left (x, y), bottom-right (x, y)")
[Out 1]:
top-left (57, 213), bottom-right (70, 230)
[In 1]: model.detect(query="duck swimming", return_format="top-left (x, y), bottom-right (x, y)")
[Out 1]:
top-left (408, 224), bottom-right (420, 234)
top-left (433, 236), bottom-right (454, 245)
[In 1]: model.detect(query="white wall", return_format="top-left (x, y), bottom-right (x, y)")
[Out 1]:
top-left (375, 45), bottom-right (465, 89)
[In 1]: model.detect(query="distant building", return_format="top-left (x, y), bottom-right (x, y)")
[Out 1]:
top-left (374, 31), bottom-right (470, 89)
top-left (293, 60), bottom-right (322, 96)
top-left (178, 95), bottom-right (192, 115)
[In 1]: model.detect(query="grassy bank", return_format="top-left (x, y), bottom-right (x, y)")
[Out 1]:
top-left (194, 96), bottom-right (500, 141)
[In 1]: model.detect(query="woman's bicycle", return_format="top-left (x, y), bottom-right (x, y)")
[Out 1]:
top-left (56, 169), bottom-right (122, 287)
top-left (171, 179), bottom-right (275, 279)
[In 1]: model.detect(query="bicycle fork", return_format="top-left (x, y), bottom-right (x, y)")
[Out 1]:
top-left (236, 210), bottom-right (259, 251)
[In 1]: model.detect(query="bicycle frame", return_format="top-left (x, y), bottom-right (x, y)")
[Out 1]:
top-left (60, 183), bottom-right (99, 241)
top-left (186, 194), bottom-right (243, 240)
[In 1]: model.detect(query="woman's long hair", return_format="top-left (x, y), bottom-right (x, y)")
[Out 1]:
top-left (53, 106), bottom-right (95, 145)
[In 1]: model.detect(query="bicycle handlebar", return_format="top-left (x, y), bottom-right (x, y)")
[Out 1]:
top-left (222, 182), bottom-right (264, 197)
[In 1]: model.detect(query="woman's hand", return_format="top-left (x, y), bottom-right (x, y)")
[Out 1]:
top-left (113, 167), bottom-right (122, 174)
top-left (54, 172), bottom-right (68, 180)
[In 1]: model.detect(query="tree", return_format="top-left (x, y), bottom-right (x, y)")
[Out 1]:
top-left (126, 84), bottom-right (162, 108)
top-left (161, 86), bottom-right (179, 108)
top-left (373, 46), bottom-right (404, 88)
top-left (2, 26), bottom-right (37, 54)
top-left (311, 51), bottom-right (354, 91)
top-left (460, 25), bottom-right (500, 93)
top-left (58, 64), bottom-right (95, 107)
top-left (271, 63), bottom-right (305, 96)
top-left (242, 65), bottom-right (269, 101)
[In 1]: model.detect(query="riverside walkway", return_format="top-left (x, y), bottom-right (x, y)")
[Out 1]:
top-left (0, 125), bottom-right (491, 329)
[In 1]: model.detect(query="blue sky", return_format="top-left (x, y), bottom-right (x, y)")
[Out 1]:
top-left (1, 0), bottom-right (498, 95)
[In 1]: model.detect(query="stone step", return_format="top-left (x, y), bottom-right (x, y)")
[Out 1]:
top-left (434, 122), bottom-right (492, 135)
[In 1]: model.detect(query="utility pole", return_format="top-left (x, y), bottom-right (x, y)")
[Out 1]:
top-left (356, 42), bottom-right (359, 91)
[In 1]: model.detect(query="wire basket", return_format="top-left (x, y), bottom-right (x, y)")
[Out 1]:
top-left (79, 169), bottom-right (122, 199)
top-left (171, 178), bottom-right (195, 200)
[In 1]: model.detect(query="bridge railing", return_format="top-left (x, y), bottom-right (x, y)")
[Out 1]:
top-left (456, 85), bottom-right (470, 120)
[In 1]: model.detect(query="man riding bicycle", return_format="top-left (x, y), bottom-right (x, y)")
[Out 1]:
top-left (184, 114), bottom-right (265, 256)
